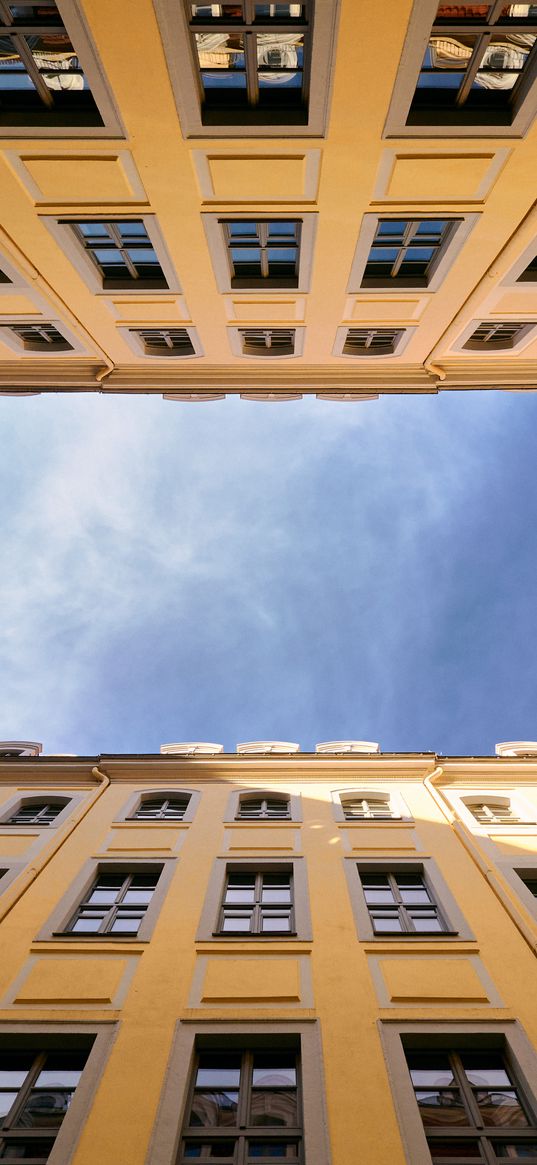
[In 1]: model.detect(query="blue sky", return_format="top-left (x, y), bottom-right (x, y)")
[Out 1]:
top-left (1, 389), bottom-right (536, 757)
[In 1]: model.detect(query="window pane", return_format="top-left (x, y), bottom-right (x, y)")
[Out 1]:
top-left (411, 913), bottom-right (444, 933)
top-left (252, 1058), bottom-right (296, 1087)
top-left (0, 1092), bottom-right (18, 1117)
top-left (248, 1142), bottom-right (300, 1159)
top-left (122, 889), bottom-right (154, 905)
top-left (71, 916), bottom-right (104, 932)
top-left (190, 1091), bottom-right (240, 1126)
top-left (416, 1090), bottom-right (467, 1126)
top-left (261, 889), bottom-right (291, 904)
top-left (250, 1091), bottom-right (297, 1127)
top-left (16, 1090), bottom-right (72, 1129)
top-left (409, 1055), bottom-right (455, 1086)
top-left (261, 914), bottom-right (291, 931)
top-left (87, 889), bottom-right (120, 905)
top-left (183, 1142), bottom-right (236, 1158)
top-left (109, 914), bottom-right (143, 933)
top-left (461, 1054), bottom-right (512, 1086)
top-left (400, 888), bottom-right (432, 904)
top-left (0, 1138), bottom-right (56, 1159)
top-left (221, 914), bottom-right (252, 931)
top-left (197, 1060), bottom-right (242, 1088)
top-left (475, 1092), bottom-right (528, 1127)
top-left (429, 1141), bottom-right (483, 1159)
top-left (364, 888), bottom-right (395, 904)
top-left (494, 1143), bottom-right (537, 1157)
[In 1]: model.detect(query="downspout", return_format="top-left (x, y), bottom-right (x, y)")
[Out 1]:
top-left (422, 199), bottom-right (537, 388)
top-left (0, 226), bottom-right (115, 385)
top-left (0, 764), bottom-right (110, 925)
top-left (424, 766), bottom-right (537, 957)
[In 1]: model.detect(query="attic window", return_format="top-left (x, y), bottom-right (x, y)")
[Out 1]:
top-left (132, 328), bottom-right (196, 356)
top-left (240, 327), bottom-right (295, 355)
top-left (4, 322), bottom-right (73, 351)
top-left (463, 320), bottom-right (533, 350)
top-left (342, 327), bottom-right (404, 356)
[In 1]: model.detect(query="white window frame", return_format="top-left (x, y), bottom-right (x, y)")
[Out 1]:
top-left (40, 215), bottom-right (181, 296)
top-left (347, 213), bottom-right (479, 295)
top-left (332, 325), bottom-right (414, 359)
top-left (120, 325), bottom-right (203, 359)
top-left (202, 213), bottom-right (317, 295)
top-left (332, 787), bottom-right (412, 823)
top-left (227, 326), bottom-right (305, 358)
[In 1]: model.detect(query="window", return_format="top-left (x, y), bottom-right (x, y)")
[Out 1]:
top-left (405, 1040), bottom-right (537, 1163)
top-left (131, 795), bottom-right (191, 821)
top-left (463, 321), bottom-right (534, 350)
top-left (361, 218), bottom-right (460, 289)
top-left (342, 327), bottom-right (405, 356)
top-left (346, 857), bottom-right (474, 942)
top-left (131, 327), bottom-right (196, 357)
top-left (154, 0), bottom-right (339, 137)
top-left (517, 252), bottom-right (537, 281)
top-left (0, 1037), bottom-right (95, 1162)
top-left (197, 857), bottom-right (310, 940)
top-left (5, 799), bottom-right (68, 825)
top-left (219, 868), bottom-right (294, 934)
top-left (341, 793), bottom-right (396, 820)
top-left (517, 871), bottom-right (537, 898)
top-left (64, 221), bottom-right (169, 290)
top-left (0, 0), bottom-right (121, 133)
top-left (223, 219), bottom-right (301, 288)
top-left (359, 869), bottom-right (450, 935)
top-left (240, 327), bottom-right (296, 355)
top-left (1, 322), bottom-right (73, 351)
top-left (188, 0), bottom-right (310, 127)
top-left (385, 0), bottom-right (537, 135)
top-left (115, 787), bottom-right (200, 824)
top-left (236, 794), bottom-right (291, 819)
top-left (464, 797), bottom-right (528, 825)
top-left (65, 869), bottom-right (161, 936)
top-left (179, 1040), bottom-right (302, 1163)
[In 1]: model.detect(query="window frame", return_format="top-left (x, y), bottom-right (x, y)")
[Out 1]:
top-left (0, 321), bottom-right (79, 354)
top-left (197, 856), bottom-right (311, 941)
top-left (384, 0), bottom-right (537, 139)
top-left (35, 857), bottom-right (177, 943)
top-left (121, 326), bottom-right (203, 359)
top-left (0, 0), bottom-right (123, 137)
top-left (41, 215), bottom-right (181, 296)
top-left (332, 787), bottom-right (412, 823)
top-left (345, 856), bottom-right (475, 942)
top-left (218, 867), bottom-right (296, 936)
top-left (347, 214), bottom-right (478, 295)
top-left (0, 792), bottom-right (78, 830)
top-left (380, 1022), bottom-right (537, 1165)
top-left (115, 787), bottom-right (200, 824)
top-left (462, 320), bottom-right (536, 352)
top-left (495, 857), bottom-right (537, 924)
top-left (459, 792), bottom-right (537, 830)
top-left (202, 212), bottom-right (317, 293)
top-left (333, 325), bottom-right (413, 359)
top-left (0, 1023), bottom-right (116, 1165)
top-left (225, 788), bottom-right (301, 821)
top-left (152, 0), bottom-right (340, 138)
top-left (145, 1021), bottom-right (330, 1165)
top-left (228, 326), bottom-right (305, 358)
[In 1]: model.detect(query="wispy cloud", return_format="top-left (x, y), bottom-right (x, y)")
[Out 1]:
top-left (2, 390), bottom-right (537, 755)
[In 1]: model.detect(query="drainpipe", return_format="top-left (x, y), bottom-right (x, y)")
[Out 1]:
top-left (423, 198), bottom-right (537, 383)
top-left (0, 763), bottom-right (110, 924)
top-left (423, 766), bottom-right (537, 957)
top-left (0, 226), bottom-right (115, 385)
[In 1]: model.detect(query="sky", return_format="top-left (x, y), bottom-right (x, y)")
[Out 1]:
top-left (1, 388), bottom-right (537, 757)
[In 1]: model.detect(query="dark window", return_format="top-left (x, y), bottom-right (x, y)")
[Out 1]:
top-left (219, 869), bottom-right (294, 933)
top-left (0, 0), bottom-right (104, 127)
top-left (0, 1038), bottom-right (94, 1162)
top-left (408, 3), bottom-right (537, 128)
top-left (463, 321), bottom-right (533, 350)
top-left (342, 327), bottom-right (404, 356)
top-left (466, 799), bottom-right (526, 825)
top-left (4, 322), bottom-right (72, 351)
top-left (359, 870), bottom-right (450, 934)
top-left (361, 219), bottom-right (459, 289)
top-left (133, 328), bottom-right (196, 356)
top-left (517, 872), bottom-right (537, 898)
top-left (132, 796), bottom-right (190, 820)
top-left (222, 220), bottom-right (301, 288)
top-left (237, 796), bottom-right (291, 819)
top-left (342, 794), bottom-right (395, 820)
top-left (179, 1042), bottom-right (302, 1162)
top-left (66, 221), bottom-right (168, 290)
top-left (517, 253), bottom-right (537, 281)
top-left (240, 327), bottom-right (295, 355)
top-left (65, 870), bottom-right (161, 936)
top-left (189, 0), bottom-right (310, 125)
top-left (405, 1040), bottom-right (537, 1163)
top-left (6, 800), bottom-right (67, 825)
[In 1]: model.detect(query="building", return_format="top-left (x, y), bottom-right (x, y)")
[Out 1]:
top-left (0, 736), bottom-right (536, 1163)
top-left (2, 2), bottom-right (537, 402)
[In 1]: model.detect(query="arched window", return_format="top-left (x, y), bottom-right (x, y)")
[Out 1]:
top-left (464, 796), bottom-right (524, 826)
top-left (4, 798), bottom-right (69, 826)
top-left (236, 794), bottom-right (291, 821)
top-left (132, 794), bottom-right (191, 821)
top-left (340, 793), bottom-right (396, 821)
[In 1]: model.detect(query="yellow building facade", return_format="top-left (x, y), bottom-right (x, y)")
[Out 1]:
top-left (2, 1), bottom-right (537, 400)
top-left (0, 739), bottom-right (537, 1164)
